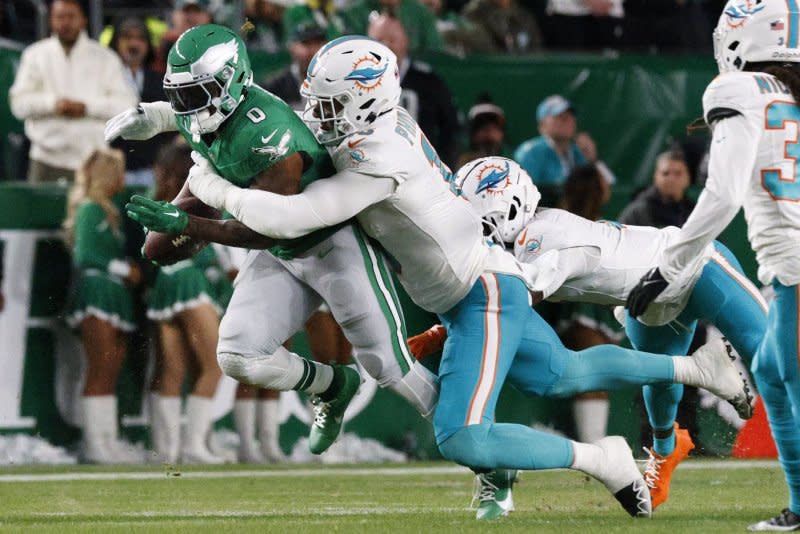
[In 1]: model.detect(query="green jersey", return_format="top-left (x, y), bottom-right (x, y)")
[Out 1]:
top-left (178, 85), bottom-right (341, 259)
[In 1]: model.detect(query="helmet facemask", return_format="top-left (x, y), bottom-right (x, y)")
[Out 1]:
top-left (165, 65), bottom-right (246, 138)
top-left (301, 91), bottom-right (356, 146)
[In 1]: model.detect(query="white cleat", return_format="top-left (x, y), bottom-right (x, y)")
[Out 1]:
top-left (689, 337), bottom-right (754, 419)
top-left (748, 509), bottom-right (800, 531)
top-left (593, 436), bottom-right (652, 518)
top-left (182, 444), bottom-right (226, 465)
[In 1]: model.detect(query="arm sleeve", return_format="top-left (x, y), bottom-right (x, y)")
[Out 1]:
top-left (659, 114), bottom-right (759, 282)
top-left (85, 53), bottom-right (139, 119)
top-left (9, 48), bottom-right (57, 120)
top-left (72, 204), bottom-right (116, 270)
top-left (521, 246), bottom-right (600, 299)
top-left (224, 169), bottom-right (397, 239)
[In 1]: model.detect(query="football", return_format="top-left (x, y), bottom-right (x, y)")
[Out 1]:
top-left (142, 196), bottom-right (220, 265)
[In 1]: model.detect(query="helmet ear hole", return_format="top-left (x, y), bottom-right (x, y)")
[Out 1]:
top-left (508, 204), bottom-right (518, 221)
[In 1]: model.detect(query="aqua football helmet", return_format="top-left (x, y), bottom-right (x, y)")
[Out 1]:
top-left (454, 157), bottom-right (541, 245)
top-left (163, 24), bottom-right (252, 137)
top-left (301, 36), bottom-right (401, 145)
top-left (714, 0), bottom-right (800, 73)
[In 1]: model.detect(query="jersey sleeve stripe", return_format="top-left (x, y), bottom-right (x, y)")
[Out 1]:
top-left (705, 107), bottom-right (742, 126)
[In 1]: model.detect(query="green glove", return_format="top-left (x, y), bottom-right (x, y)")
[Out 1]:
top-left (126, 195), bottom-right (188, 234)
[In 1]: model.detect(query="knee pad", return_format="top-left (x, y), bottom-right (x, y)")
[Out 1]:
top-left (217, 349), bottom-right (301, 390)
top-left (388, 362), bottom-right (439, 418)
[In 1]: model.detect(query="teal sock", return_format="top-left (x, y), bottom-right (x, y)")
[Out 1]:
top-left (653, 428), bottom-right (676, 457)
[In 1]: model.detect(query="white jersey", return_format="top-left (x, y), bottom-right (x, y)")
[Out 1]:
top-left (329, 108), bottom-right (524, 313)
top-left (661, 71), bottom-right (800, 287)
top-left (704, 72), bottom-right (800, 285)
top-left (514, 208), bottom-right (714, 325)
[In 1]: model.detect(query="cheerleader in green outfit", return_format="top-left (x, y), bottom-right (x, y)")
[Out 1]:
top-left (64, 148), bottom-right (143, 464)
top-left (146, 143), bottom-right (223, 464)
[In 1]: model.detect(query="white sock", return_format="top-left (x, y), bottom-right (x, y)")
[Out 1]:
top-left (573, 398), bottom-right (609, 443)
top-left (303, 361), bottom-right (334, 394)
top-left (671, 356), bottom-right (697, 386)
top-left (570, 441), bottom-right (605, 479)
top-left (150, 393), bottom-right (181, 463)
top-left (257, 398), bottom-right (281, 444)
top-left (234, 399), bottom-right (257, 444)
top-left (184, 395), bottom-right (215, 450)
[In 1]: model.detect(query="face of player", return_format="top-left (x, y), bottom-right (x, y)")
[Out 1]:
top-left (472, 123), bottom-right (504, 155)
top-left (290, 39), bottom-right (325, 76)
top-left (117, 27), bottom-right (149, 70)
top-left (540, 111), bottom-right (576, 143)
top-left (312, 98), bottom-right (344, 132)
top-left (653, 158), bottom-right (690, 202)
top-left (50, 0), bottom-right (86, 48)
top-left (182, 6), bottom-right (212, 28)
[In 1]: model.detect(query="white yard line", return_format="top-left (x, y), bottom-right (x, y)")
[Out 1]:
top-left (20, 507), bottom-right (468, 519)
top-left (0, 460), bottom-right (779, 483)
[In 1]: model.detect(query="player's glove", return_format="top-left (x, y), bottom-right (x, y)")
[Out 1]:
top-left (187, 157), bottom-right (234, 211)
top-left (104, 101), bottom-right (177, 142)
top-left (626, 267), bottom-right (668, 318)
top-left (126, 195), bottom-right (188, 234)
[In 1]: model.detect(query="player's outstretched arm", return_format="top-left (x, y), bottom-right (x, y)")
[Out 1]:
top-left (104, 102), bottom-right (178, 142)
top-left (189, 163), bottom-right (396, 240)
top-left (627, 114), bottom-right (759, 317)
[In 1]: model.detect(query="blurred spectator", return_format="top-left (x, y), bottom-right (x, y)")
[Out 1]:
top-left (264, 18), bottom-right (327, 110)
top-left (461, 0), bottom-right (542, 53)
top-left (419, 0), bottom-right (493, 55)
top-left (63, 148), bottom-right (142, 464)
top-left (342, 0), bottom-right (443, 54)
top-left (456, 98), bottom-right (510, 167)
top-left (283, 1), bottom-right (345, 44)
top-left (220, 0), bottom-right (285, 53)
top-left (557, 163), bottom-right (618, 444)
top-left (617, 149), bottom-right (694, 228)
top-left (624, 1), bottom-right (713, 52)
top-left (575, 131), bottom-right (616, 186)
top-left (147, 142), bottom-right (223, 465)
top-left (108, 17), bottom-right (174, 187)
top-left (514, 95), bottom-right (589, 206)
top-left (9, 0), bottom-right (137, 183)
top-left (543, 0), bottom-right (623, 49)
top-left (368, 14), bottom-right (460, 167)
top-left (154, 0), bottom-right (213, 72)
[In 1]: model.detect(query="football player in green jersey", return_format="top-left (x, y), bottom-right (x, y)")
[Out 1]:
top-left (106, 24), bottom-right (438, 455)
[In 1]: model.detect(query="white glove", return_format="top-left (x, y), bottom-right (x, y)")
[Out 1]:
top-left (187, 159), bottom-right (235, 211)
top-left (104, 101), bottom-right (177, 142)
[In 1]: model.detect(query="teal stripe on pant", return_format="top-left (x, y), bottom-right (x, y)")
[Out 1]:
top-left (751, 282), bottom-right (800, 515)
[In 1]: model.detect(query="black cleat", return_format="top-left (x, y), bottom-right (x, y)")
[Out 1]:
top-left (748, 509), bottom-right (800, 531)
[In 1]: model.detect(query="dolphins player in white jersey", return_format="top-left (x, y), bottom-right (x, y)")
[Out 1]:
top-left (444, 156), bottom-right (767, 511)
top-left (625, 1), bottom-right (800, 530)
top-left (152, 35), bottom-right (753, 519)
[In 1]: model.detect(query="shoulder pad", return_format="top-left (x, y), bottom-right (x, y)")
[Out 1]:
top-left (703, 71), bottom-right (776, 125)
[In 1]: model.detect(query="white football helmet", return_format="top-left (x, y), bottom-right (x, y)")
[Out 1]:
top-left (454, 157), bottom-right (541, 245)
top-left (301, 36), bottom-right (401, 145)
top-left (714, 0), bottom-right (800, 73)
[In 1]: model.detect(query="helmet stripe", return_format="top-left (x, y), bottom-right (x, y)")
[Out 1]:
top-left (789, 0), bottom-right (800, 49)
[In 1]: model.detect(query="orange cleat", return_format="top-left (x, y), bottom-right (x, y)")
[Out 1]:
top-left (643, 424), bottom-right (696, 510)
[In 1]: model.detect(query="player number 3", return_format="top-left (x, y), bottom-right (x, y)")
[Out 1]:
top-left (762, 101), bottom-right (800, 201)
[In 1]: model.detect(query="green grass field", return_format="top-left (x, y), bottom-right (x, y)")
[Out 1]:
top-left (0, 460), bottom-right (787, 533)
